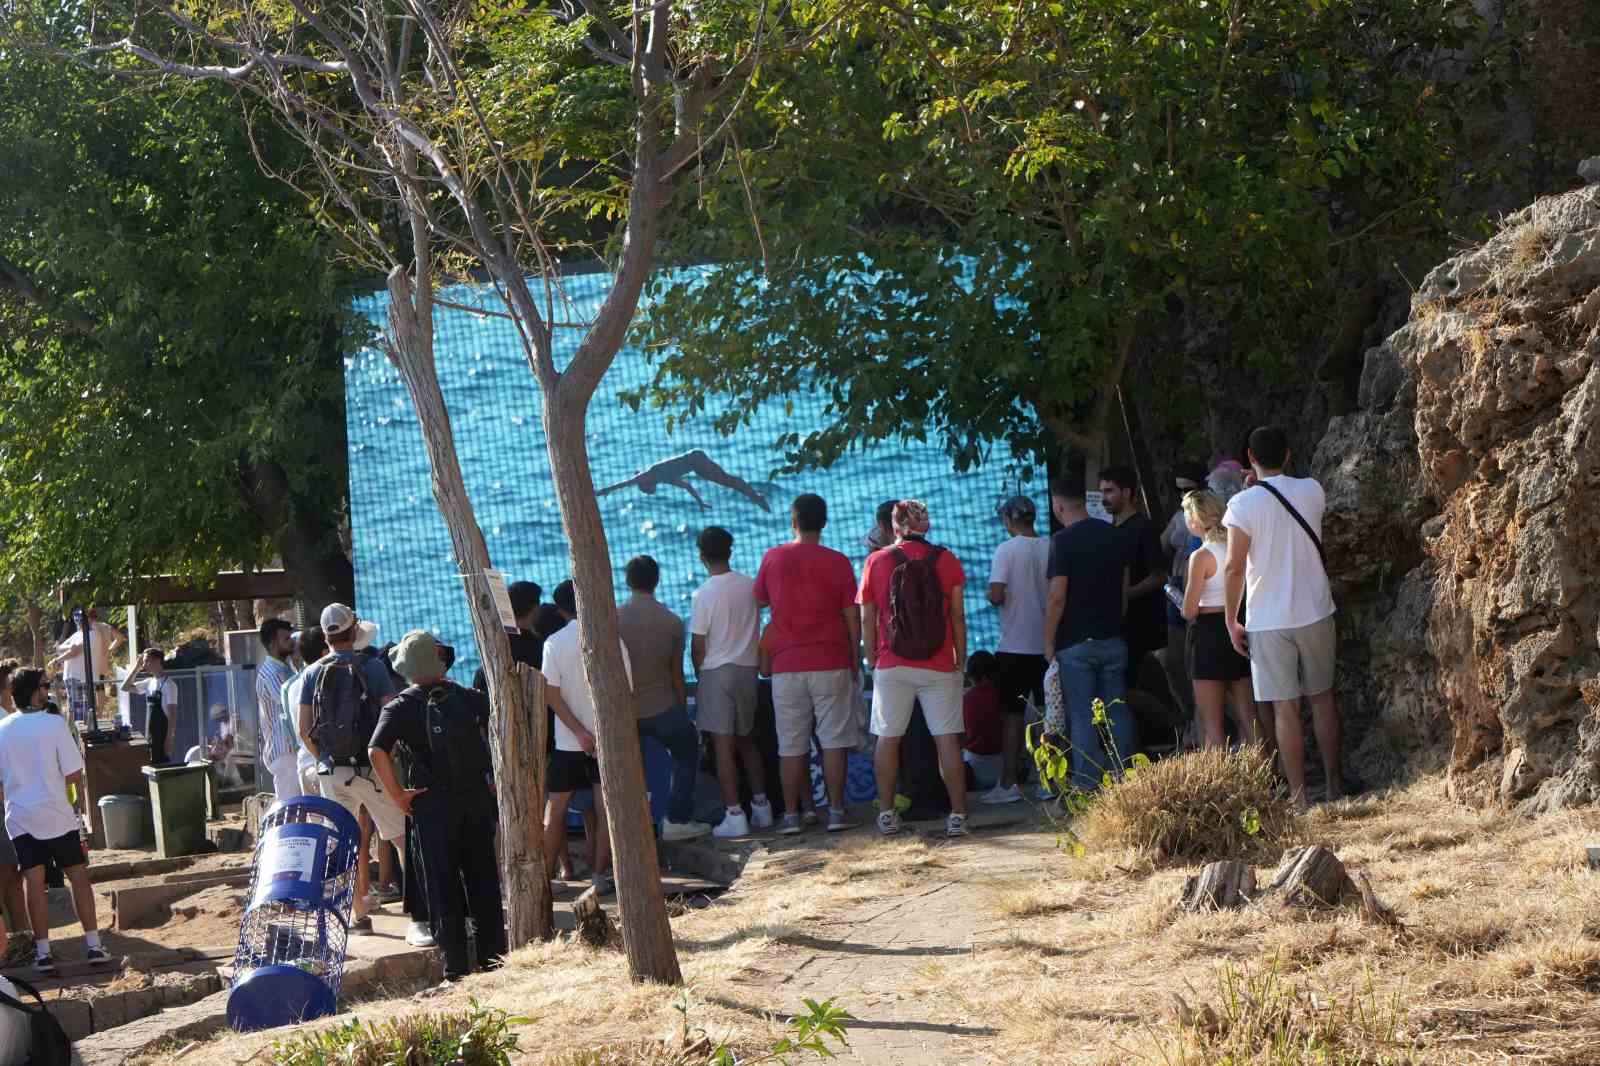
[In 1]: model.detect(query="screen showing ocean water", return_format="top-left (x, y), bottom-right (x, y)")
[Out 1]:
top-left (346, 271), bottom-right (1044, 685)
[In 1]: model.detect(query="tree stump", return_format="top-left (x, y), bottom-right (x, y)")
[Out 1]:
top-left (1180, 861), bottom-right (1257, 911)
top-left (1270, 845), bottom-right (1354, 906)
top-left (573, 886), bottom-right (617, 948)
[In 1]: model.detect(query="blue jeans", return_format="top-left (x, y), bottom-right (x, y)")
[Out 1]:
top-left (638, 705), bottom-right (700, 824)
top-left (1056, 639), bottom-right (1138, 791)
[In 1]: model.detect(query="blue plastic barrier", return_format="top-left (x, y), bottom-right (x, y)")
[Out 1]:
top-left (226, 796), bottom-right (361, 1032)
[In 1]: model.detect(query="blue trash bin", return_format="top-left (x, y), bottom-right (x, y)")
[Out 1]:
top-left (226, 795), bottom-right (361, 1032)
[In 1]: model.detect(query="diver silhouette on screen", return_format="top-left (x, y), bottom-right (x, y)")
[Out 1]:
top-left (596, 449), bottom-right (772, 513)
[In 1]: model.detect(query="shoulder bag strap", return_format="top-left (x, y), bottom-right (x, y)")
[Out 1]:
top-left (1257, 482), bottom-right (1325, 565)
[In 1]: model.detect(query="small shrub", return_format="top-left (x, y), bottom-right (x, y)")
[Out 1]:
top-left (271, 1002), bottom-right (524, 1066)
top-left (1156, 963), bottom-right (1419, 1065)
top-left (1079, 747), bottom-right (1298, 863)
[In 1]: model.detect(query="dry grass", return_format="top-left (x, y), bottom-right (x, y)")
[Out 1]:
top-left (929, 776), bottom-right (1600, 1065)
top-left (1078, 747), bottom-right (1299, 863)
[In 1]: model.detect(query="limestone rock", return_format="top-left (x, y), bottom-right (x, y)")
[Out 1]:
top-left (1317, 184), bottom-right (1600, 809)
top-left (1580, 156), bottom-right (1600, 185)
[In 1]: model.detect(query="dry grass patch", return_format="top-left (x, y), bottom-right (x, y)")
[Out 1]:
top-left (818, 835), bottom-right (948, 888)
top-left (1079, 748), bottom-right (1298, 863)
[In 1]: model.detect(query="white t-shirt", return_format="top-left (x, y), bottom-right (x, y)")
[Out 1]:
top-left (1222, 475), bottom-right (1336, 631)
top-left (57, 621), bottom-right (118, 682)
top-left (988, 535), bottom-right (1051, 655)
top-left (140, 676), bottom-right (178, 709)
top-left (0, 711), bottom-right (85, 840)
top-left (542, 623), bottom-right (632, 752)
top-left (689, 571), bottom-right (761, 671)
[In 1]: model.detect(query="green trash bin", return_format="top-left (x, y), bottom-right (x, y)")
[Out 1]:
top-left (143, 764), bottom-right (210, 858)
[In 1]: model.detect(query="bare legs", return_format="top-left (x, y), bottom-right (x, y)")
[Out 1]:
top-left (1273, 689), bottom-right (1341, 807)
top-left (998, 713), bottom-right (1025, 789)
top-left (546, 791), bottom-right (610, 879)
top-left (874, 735), bottom-right (968, 817)
top-left (1193, 678), bottom-right (1266, 750)
top-left (711, 733), bottom-right (769, 808)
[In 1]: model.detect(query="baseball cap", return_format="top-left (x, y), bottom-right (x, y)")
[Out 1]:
top-left (319, 603), bottom-right (380, 649)
top-left (389, 630), bottom-right (445, 684)
top-left (997, 495), bottom-right (1037, 522)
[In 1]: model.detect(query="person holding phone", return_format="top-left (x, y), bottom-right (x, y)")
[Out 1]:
top-left (122, 648), bottom-right (176, 764)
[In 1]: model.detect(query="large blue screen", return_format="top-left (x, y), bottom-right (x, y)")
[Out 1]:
top-left (345, 271), bottom-right (1039, 684)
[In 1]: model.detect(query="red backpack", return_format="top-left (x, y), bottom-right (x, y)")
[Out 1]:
top-left (885, 545), bottom-right (949, 661)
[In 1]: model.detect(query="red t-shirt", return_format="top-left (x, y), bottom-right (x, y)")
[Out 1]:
top-left (963, 682), bottom-right (1001, 755)
top-left (857, 538), bottom-right (965, 672)
top-left (753, 542), bottom-right (858, 674)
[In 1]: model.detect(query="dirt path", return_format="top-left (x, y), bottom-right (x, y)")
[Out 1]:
top-left (719, 812), bottom-right (1052, 1066)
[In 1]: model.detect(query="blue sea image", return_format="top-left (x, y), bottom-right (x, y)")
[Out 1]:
top-left (345, 269), bottom-right (1043, 688)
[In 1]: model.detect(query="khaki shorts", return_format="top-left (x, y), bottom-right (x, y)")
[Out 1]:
top-left (322, 767), bottom-right (406, 843)
top-left (1249, 616), bottom-right (1337, 702)
top-left (871, 666), bottom-right (964, 738)
top-left (697, 664), bottom-right (758, 736)
top-left (772, 669), bottom-right (857, 757)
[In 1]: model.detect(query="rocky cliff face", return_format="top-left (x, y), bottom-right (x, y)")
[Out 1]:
top-left (1317, 183), bottom-right (1600, 809)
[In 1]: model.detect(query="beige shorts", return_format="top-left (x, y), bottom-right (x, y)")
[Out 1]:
top-left (772, 670), bottom-right (857, 757)
top-left (1249, 616), bottom-right (1337, 702)
top-left (322, 767), bottom-right (406, 843)
top-left (871, 666), bottom-right (964, 738)
top-left (697, 664), bottom-right (758, 737)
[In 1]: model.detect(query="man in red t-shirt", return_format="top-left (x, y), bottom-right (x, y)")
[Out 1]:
top-left (754, 493), bottom-right (863, 835)
top-left (858, 499), bottom-right (970, 837)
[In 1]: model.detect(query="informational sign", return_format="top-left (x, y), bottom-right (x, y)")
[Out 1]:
top-left (1086, 490), bottom-right (1112, 523)
top-left (481, 568), bottom-right (521, 633)
top-left (253, 825), bottom-right (327, 907)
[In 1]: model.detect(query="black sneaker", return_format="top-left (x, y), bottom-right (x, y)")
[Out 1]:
top-left (34, 955), bottom-right (55, 975)
top-left (86, 946), bottom-right (111, 965)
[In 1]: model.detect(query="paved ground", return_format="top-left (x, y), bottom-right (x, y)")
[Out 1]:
top-left (718, 810), bottom-right (1051, 1066)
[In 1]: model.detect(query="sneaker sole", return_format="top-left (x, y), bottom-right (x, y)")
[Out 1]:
top-left (826, 823), bottom-right (858, 833)
top-left (777, 826), bottom-right (803, 836)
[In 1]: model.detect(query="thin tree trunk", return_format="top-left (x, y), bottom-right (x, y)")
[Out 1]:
top-left (24, 602), bottom-right (44, 667)
top-left (545, 388), bottom-right (682, 984)
top-left (385, 265), bottom-right (553, 946)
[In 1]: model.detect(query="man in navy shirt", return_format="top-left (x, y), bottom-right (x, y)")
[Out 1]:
top-left (1042, 476), bottom-right (1137, 791)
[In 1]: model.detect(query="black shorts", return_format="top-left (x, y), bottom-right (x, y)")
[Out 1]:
top-left (994, 653), bottom-right (1048, 715)
top-left (547, 749), bottom-right (601, 794)
top-left (1186, 613), bottom-right (1250, 682)
top-left (15, 831), bottom-right (86, 874)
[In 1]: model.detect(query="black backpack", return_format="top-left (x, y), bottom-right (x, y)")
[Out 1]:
top-left (885, 544), bottom-right (949, 661)
top-left (310, 657), bottom-right (378, 768)
top-left (0, 975), bottom-right (72, 1065)
top-left (418, 683), bottom-right (493, 792)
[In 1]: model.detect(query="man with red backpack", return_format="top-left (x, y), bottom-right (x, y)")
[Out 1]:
top-left (858, 500), bottom-right (971, 837)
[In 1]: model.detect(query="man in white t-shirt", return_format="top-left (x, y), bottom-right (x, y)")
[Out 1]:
top-left (0, 669), bottom-right (107, 973)
top-left (980, 495), bottom-right (1051, 805)
top-left (1222, 425), bottom-right (1340, 808)
top-left (689, 527), bottom-right (773, 839)
top-left (120, 648), bottom-right (177, 763)
top-left (542, 581), bottom-right (632, 896)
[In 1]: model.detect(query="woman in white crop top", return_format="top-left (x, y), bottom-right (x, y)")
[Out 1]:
top-left (1180, 491), bottom-right (1271, 751)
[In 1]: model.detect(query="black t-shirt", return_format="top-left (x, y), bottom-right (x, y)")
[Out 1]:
top-left (1116, 513), bottom-right (1169, 648)
top-left (1047, 517), bottom-right (1127, 648)
top-left (371, 680), bottom-right (491, 790)
top-left (471, 629), bottom-right (545, 694)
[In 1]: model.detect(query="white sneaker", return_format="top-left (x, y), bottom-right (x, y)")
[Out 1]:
top-left (713, 810), bottom-right (751, 839)
top-left (405, 921), bottom-right (436, 947)
top-left (876, 810), bottom-right (902, 836)
top-left (980, 784), bottom-right (1023, 805)
top-left (946, 812), bottom-right (971, 838)
top-left (749, 796), bottom-right (775, 829)
top-left (660, 819), bottom-right (711, 842)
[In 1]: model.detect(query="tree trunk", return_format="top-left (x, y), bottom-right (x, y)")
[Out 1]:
top-left (24, 602), bottom-right (44, 667)
top-left (545, 387), bottom-right (682, 985)
top-left (238, 457), bottom-right (356, 617)
top-left (383, 266), bottom-right (553, 947)
top-left (1179, 860), bottom-right (1256, 911)
top-left (234, 599), bottom-right (256, 630)
top-left (218, 600), bottom-right (239, 633)
top-left (1270, 845), bottom-right (1354, 907)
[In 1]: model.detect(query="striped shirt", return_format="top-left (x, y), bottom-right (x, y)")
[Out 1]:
top-left (256, 656), bottom-right (295, 764)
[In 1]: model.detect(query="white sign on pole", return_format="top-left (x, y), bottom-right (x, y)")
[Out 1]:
top-left (482, 568), bottom-right (520, 633)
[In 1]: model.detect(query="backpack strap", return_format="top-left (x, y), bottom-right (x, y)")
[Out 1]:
top-left (1257, 482), bottom-right (1325, 565)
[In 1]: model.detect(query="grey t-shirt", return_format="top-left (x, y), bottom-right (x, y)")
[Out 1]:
top-left (616, 597), bottom-right (685, 720)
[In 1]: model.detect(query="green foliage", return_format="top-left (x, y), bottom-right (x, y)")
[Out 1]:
top-left (636, 0), bottom-right (1484, 473)
top-left (555, 996), bottom-right (851, 1065)
top-left (270, 1001), bottom-right (526, 1066)
top-left (0, 13), bottom-right (359, 599)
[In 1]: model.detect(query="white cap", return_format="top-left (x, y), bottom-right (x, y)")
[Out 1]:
top-left (320, 603), bottom-right (356, 635)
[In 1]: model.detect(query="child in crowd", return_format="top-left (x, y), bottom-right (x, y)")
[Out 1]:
top-left (962, 652), bottom-right (1003, 791)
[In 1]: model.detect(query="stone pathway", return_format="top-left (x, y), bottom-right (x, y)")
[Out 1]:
top-left (720, 811), bottom-right (1050, 1065)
